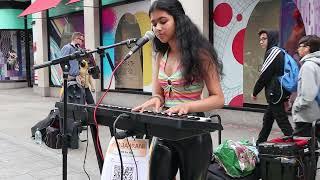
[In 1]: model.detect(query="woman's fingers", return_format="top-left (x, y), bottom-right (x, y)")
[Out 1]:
top-left (178, 109), bottom-right (188, 116)
top-left (153, 101), bottom-right (162, 112)
top-left (164, 105), bottom-right (189, 116)
top-left (132, 102), bottom-right (152, 113)
top-left (132, 98), bottom-right (163, 113)
top-left (131, 105), bottom-right (142, 112)
top-left (164, 107), bottom-right (178, 116)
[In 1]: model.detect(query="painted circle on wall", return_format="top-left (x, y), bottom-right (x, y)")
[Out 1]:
top-left (229, 94), bottom-right (243, 107)
top-left (213, 3), bottom-right (233, 27)
top-left (232, 28), bottom-right (246, 65)
top-left (236, 14), bottom-right (243, 22)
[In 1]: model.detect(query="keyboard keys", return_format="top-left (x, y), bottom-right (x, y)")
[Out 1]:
top-left (187, 116), bottom-right (200, 121)
top-left (95, 104), bottom-right (209, 122)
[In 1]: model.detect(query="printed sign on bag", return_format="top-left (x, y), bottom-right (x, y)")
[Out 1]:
top-left (101, 137), bottom-right (149, 180)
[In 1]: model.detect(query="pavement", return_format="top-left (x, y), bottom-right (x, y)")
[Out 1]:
top-left (0, 87), bottom-right (318, 180)
top-left (0, 88), bottom-right (104, 180)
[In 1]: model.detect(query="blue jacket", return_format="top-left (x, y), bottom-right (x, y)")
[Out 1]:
top-left (61, 43), bottom-right (80, 77)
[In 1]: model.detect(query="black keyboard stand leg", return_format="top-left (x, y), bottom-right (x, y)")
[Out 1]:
top-left (109, 127), bottom-right (114, 137)
top-left (90, 124), bottom-right (104, 173)
top-left (312, 120), bottom-right (320, 179)
top-left (209, 114), bottom-right (222, 145)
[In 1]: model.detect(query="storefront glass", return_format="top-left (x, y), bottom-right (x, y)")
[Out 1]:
top-left (212, 0), bottom-right (319, 107)
top-left (0, 30), bottom-right (28, 81)
top-left (48, 13), bottom-right (84, 86)
top-left (0, 9), bottom-right (29, 81)
top-left (101, 0), bottom-right (152, 91)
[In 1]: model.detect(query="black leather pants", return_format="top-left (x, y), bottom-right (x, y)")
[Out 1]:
top-left (149, 133), bottom-right (212, 180)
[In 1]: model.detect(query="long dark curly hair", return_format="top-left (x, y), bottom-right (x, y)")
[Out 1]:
top-left (149, 0), bottom-right (223, 84)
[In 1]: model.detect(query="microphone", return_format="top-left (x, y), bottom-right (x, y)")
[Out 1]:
top-left (74, 44), bottom-right (86, 54)
top-left (123, 31), bottom-right (155, 61)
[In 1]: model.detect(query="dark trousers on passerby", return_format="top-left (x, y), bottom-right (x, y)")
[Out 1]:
top-left (294, 122), bottom-right (313, 137)
top-left (294, 122), bottom-right (320, 142)
top-left (256, 102), bottom-right (293, 144)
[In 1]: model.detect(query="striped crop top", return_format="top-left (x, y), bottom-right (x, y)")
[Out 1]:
top-left (158, 51), bottom-right (204, 108)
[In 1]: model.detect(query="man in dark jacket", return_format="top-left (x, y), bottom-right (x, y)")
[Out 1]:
top-left (252, 30), bottom-right (293, 144)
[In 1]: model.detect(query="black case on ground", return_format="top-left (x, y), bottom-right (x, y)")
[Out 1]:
top-left (45, 126), bottom-right (62, 149)
top-left (258, 138), bottom-right (316, 180)
top-left (207, 161), bottom-right (260, 180)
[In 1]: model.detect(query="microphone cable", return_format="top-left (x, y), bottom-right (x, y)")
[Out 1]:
top-left (113, 113), bottom-right (139, 180)
top-left (91, 34), bottom-right (150, 176)
top-left (82, 110), bottom-right (91, 180)
top-left (92, 35), bottom-right (141, 160)
top-left (126, 137), bottom-right (139, 180)
top-left (113, 113), bottom-right (128, 180)
top-left (71, 109), bottom-right (91, 179)
top-left (93, 57), bottom-right (126, 160)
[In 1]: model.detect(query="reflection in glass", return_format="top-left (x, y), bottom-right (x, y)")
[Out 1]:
top-left (114, 13), bottom-right (143, 90)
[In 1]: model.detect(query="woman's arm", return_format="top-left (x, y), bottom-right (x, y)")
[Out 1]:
top-left (192, 57), bottom-right (225, 111)
top-left (132, 52), bottom-right (164, 112)
top-left (152, 52), bottom-right (164, 100)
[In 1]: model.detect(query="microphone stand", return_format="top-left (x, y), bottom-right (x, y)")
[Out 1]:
top-left (33, 37), bottom-right (137, 180)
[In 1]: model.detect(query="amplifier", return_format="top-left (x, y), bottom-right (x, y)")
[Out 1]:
top-left (258, 137), bottom-right (315, 180)
top-left (258, 137), bottom-right (311, 156)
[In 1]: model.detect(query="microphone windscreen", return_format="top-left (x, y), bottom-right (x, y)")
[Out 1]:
top-left (145, 31), bottom-right (155, 40)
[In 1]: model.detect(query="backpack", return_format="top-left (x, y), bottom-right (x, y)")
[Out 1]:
top-left (31, 108), bottom-right (60, 140)
top-left (277, 48), bottom-right (300, 93)
top-left (264, 47), bottom-right (299, 104)
top-left (60, 81), bottom-right (86, 104)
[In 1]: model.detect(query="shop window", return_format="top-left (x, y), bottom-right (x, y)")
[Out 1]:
top-left (212, 0), bottom-right (307, 107)
top-left (101, 0), bottom-right (151, 92)
top-left (114, 13), bottom-right (143, 90)
top-left (48, 13), bottom-right (84, 86)
top-left (0, 30), bottom-right (27, 81)
top-left (244, 0), bottom-right (305, 105)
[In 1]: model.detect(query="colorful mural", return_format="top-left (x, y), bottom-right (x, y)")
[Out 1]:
top-left (212, 0), bottom-right (309, 107)
top-left (295, 0), bottom-right (320, 36)
top-left (281, 1), bottom-right (305, 56)
top-left (101, 0), bottom-right (152, 91)
top-left (48, 13), bottom-right (84, 86)
top-left (213, 0), bottom-right (260, 107)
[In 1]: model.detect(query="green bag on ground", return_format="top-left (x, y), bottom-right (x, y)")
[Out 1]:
top-left (213, 140), bottom-right (257, 178)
